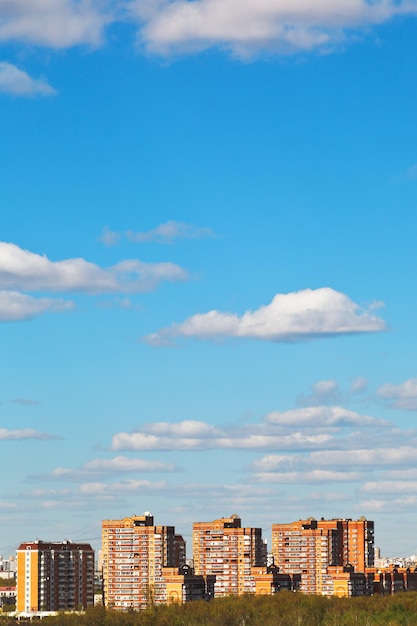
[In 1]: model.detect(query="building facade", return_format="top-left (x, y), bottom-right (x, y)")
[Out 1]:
top-left (192, 514), bottom-right (265, 597)
top-left (16, 541), bottom-right (94, 613)
top-left (102, 512), bottom-right (185, 610)
top-left (271, 517), bottom-right (374, 595)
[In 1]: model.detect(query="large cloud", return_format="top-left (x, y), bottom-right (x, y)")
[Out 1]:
top-left (0, 62), bottom-right (55, 96)
top-left (0, 242), bottom-right (188, 294)
top-left (144, 288), bottom-right (386, 345)
top-left (110, 407), bottom-right (389, 452)
top-left (136, 0), bottom-right (417, 57)
top-left (0, 0), bottom-right (110, 48)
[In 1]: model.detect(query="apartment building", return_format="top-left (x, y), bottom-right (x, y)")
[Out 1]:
top-left (271, 517), bottom-right (374, 595)
top-left (16, 540), bottom-right (94, 613)
top-left (192, 514), bottom-right (265, 597)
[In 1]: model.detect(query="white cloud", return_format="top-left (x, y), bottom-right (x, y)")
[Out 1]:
top-left (100, 221), bottom-right (215, 246)
top-left (135, 0), bottom-right (417, 57)
top-left (0, 428), bottom-right (60, 440)
top-left (361, 481), bottom-right (417, 495)
top-left (0, 0), bottom-right (110, 48)
top-left (264, 406), bottom-right (387, 428)
top-left (30, 456), bottom-right (177, 481)
top-left (297, 380), bottom-right (342, 406)
top-left (350, 376), bottom-right (368, 393)
top-left (0, 290), bottom-right (73, 322)
top-left (309, 446), bottom-right (417, 467)
top-left (99, 226), bottom-right (122, 247)
top-left (254, 469), bottom-right (362, 483)
top-left (378, 378), bottom-right (417, 410)
top-left (126, 220), bottom-right (215, 243)
top-left (0, 61), bottom-right (55, 96)
top-left (143, 288), bottom-right (386, 346)
top-left (109, 408), bottom-right (387, 452)
top-left (0, 242), bottom-right (188, 295)
top-left (111, 424), bottom-right (333, 452)
top-left (83, 456), bottom-right (175, 472)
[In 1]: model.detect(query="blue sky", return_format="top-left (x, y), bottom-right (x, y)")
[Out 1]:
top-left (1, 0), bottom-right (417, 560)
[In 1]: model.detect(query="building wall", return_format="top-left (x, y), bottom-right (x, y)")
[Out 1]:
top-left (16, 541), bottom-right (94, 612)
top-left (192, 515), bottom-right (265, 598)
top-left (102, 513), bottom-right (179, 610)
top-left (272, 518), bottom-right (374, 596)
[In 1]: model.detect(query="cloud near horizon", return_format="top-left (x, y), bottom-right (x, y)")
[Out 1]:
top-left (0, 62), bottom-right (56, 96)
top-left (143, 288), bottom-right (386, 346)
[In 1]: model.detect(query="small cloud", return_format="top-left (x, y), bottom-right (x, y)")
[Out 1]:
top-left (0, 290), bottom-right (73, 322)
top-left (99, 226), bottom-right (122, 247)
top-left (264, 406), bottom-right (387, 429)
top-left (0, 61), bottom-right (55, 96)
top-left (126, 220), bottom-right (215, 244)
top-left (143, 288), bottom-right (386, 346)
top-left (0, 428), bottom-right (61, 441)
top-left (395, 163), bottom-right (417, 183)
top-left (378, 378), bottom-right (417, 410)
top-left (350, 377), bottom-right (368, 393)
top-left (83, 456), bottom-right (176, 473)
top-left (297, 380), bottom-right (341, 407)
top-left (12, 398), bottom-right (41, 406)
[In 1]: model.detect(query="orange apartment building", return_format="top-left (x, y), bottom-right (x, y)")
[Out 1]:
top-left (272, 517), bottom-right (374, 595)
top-left (16, 541), bottom-right (94, 613)
top-left (192, 514), bottom-right (266, 597)
top-left (102, 512), bottom-right (185, 610)
top-left (102, 512), bottom-right (213, 610)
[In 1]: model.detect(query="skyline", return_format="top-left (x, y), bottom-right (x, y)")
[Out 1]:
top-left (1, 0), bottom-right (417, 557)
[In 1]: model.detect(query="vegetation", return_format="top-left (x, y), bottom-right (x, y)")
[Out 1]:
top-left (3, 593), bottom-right (417, 625)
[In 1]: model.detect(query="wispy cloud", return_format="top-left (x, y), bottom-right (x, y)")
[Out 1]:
top-left (378, 378), bottom-right (417, 410)
top-left (12, 398), bottom-right (41, 406)
top-left (0, 242), bottom-right (188, 295)
top-left (0, 428), bottom-right (60, 441)
top-left (0, 290), bottom-right (73, 322)
top-left (0, 62), bottom-right (55, 96)
top-left (133, 0), bottom-right (417, 58)
top-left (0, 0), bottom-right (110, 48)
top-left (100, 221), bottom-right (215, 246)
top-left (34, 456), bottom-right (177, 481)
top-left (143, 288), bottom-right (386, 346)
top-left (297, 380), bottom-right (342, 407)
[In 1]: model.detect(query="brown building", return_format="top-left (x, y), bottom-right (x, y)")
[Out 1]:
top-left (192, 514), bottom-right (265, 597)
top-left (16, 541), bottom-right (94, 613)
top-left (272, 517), bottom-right (374, 595)
top-left (102, 512), bottom-right (190, 610)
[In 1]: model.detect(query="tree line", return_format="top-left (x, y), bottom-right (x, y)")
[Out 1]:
top-left (3, 592), bottom-right (417, 625)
